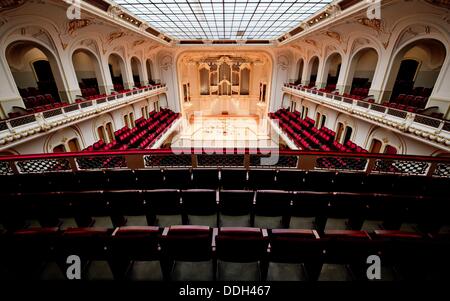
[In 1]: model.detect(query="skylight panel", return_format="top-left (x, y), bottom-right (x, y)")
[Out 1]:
top-left (114, 0), bottom-right (332, 40)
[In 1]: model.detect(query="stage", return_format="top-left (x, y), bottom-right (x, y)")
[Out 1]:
top-left (169, 114), bottom-right (279, 149)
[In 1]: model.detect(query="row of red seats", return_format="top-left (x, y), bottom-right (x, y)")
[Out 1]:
top-left (272, 108), bottom-right (367, 154)
top-left (84, 109), bottom-right (179, 152)
top-left (390, 94), bottom-right (428, 109)
top-left (81, 87), bottom-right (98, 98)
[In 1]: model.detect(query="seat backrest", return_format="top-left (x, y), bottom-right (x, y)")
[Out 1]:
top-left (161, 225), bottom-right (212, 261)
top-left (60, 227), bottom-right (112, 260)
top-left (216, 227), bottom-right (268, 262)
top-left (181, 189), bottom-right (217, 215)
top-left (268, 229), bottom-right (322, 263)
top-left (219, 190), bottom-right (254, 216)
top-left (143, 189), bottom-right (181, 215)
top-left (111, 226), bottom-right (160, 259)
top-left (254, 190), bottom-right (292, 216)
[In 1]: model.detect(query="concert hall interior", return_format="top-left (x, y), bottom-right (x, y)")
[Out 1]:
top-left (0, 0), bottom-right (449, 282)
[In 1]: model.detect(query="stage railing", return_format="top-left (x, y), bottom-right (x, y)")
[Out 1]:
top-left (0, 149), bottom-right (449, 178)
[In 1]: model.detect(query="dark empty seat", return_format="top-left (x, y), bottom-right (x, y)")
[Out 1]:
top-left (105, 170), bottom-right (137, 190)
top-left (248, 169), bottom-right (278, 190)
top-left (360, 194), bottom-right (405, 231)
top-left (192, 169), bottom-right (220, 189)
top-left (134, 169), bottom-right (165, 190)
top-left (323, 193), bottom-right (364, 231)
top-left (254, 190), bottom-right (292, 229)
top-left (215, 227), bottom-right (269, 281)
top-left (3, 227), bottom-right (61, 280)
top-left (163, 169), bottom-right (192, 189)
top-left (275, 170), bottom-right (306, 191)
top-left (303, 171), bottom-right (336, 192)
top-left (68, 191), bottom-right (113, 228)
top-left (319, 230), bottom-right (373, 281)
top-left (219, 190), bottom-right (254, 227)
top-left (106, 190), bottom-right (148, 227)
top-left (58, 227), bottom-right (114, 280)
top-left (370, 230), bottom-right (427, 280)
top-left (77, 171), bottom-right (107, 191)
top-left (143, 189), bottom-right (182, 227)
top-left (46, 172), bottom-right (79, 192)
top-left (110, 226), bottom-right (162, 280)
top-left (220, 169), bottom-right (248, 190)
top-left (289, 192), bottom-right (328, 231)
top-left (181, 189), bottom-right (217, 227)
top-left (365, 174), bottom-right (398, 194)
top-left (267, 229), bottom-right (322, 281)
top-left (161, 225), bottom-right (214, 281)
top-left (333, 172), bottom-right (367, 193)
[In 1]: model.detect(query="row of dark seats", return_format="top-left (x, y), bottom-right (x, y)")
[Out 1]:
top-left (1, 169), bottom-right (448, 196)
top-left (1, 188), bottom-right (449, 234)
top-left (1, 226), bottom-right (449, 281)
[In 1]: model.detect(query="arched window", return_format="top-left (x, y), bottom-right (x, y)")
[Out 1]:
top-left (129, 112), bottom-right (135, 128)
top-left (68, 138), bottom-right (80, 152)
top-left (97, 125), bottom-right (106, 141)
top-left (108, 54), bottom-right (126, 91)
top-left (106, 122), bottom-right (114, 142)
top-left (343, 126), bottom-right (353, 144)
top-left (320, 115), bottom-right (327, 129)
top-left (336, 122), bottom-right (344, 143)
top-left (315, 112), bottom-right (321, 127)
top-left (369, 138), bottom-right (382, 153)
top-left (72, 49), bottom-right (103, 97)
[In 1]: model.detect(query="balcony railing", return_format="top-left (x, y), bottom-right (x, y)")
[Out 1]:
top-left (0, 149), bottom-right (449, 178)
top-left (0, 85), bottom-right (167, 147)
top-left (283, 84), bottom-right (450, 149)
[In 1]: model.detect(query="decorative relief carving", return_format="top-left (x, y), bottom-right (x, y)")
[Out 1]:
top-left (325, 31), bottom-right (342, 43)
top-left (66, 19), bottom-right (94, 36)
top-left (356, 17), bottom-right (391, 48)
top-left (160, 55), bottom-right (173, 71)
top-left (0, 0), bottom-right (25, 13)
top-left (107, 31), bottom-right (126, 44)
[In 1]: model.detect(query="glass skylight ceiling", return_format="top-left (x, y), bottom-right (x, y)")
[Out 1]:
top-left (114, 0), bottom-right (332, 40)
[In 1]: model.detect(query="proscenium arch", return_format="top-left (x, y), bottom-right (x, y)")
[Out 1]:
top-left (175, 50), bottom-right (274, 114)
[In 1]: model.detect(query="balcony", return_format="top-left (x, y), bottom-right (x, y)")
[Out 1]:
top-left (0, 85), bottom-right (167, 149)
top-left (283, 84), bottom-right (450, 151)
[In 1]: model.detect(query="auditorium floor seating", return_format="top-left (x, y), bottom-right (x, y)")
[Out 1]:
top-left (83, 108), bottom-right (180, 151)
top-left (270, 108), bottom-right (367, 153)
top-left (0, 150), bottom-right (449, 281)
